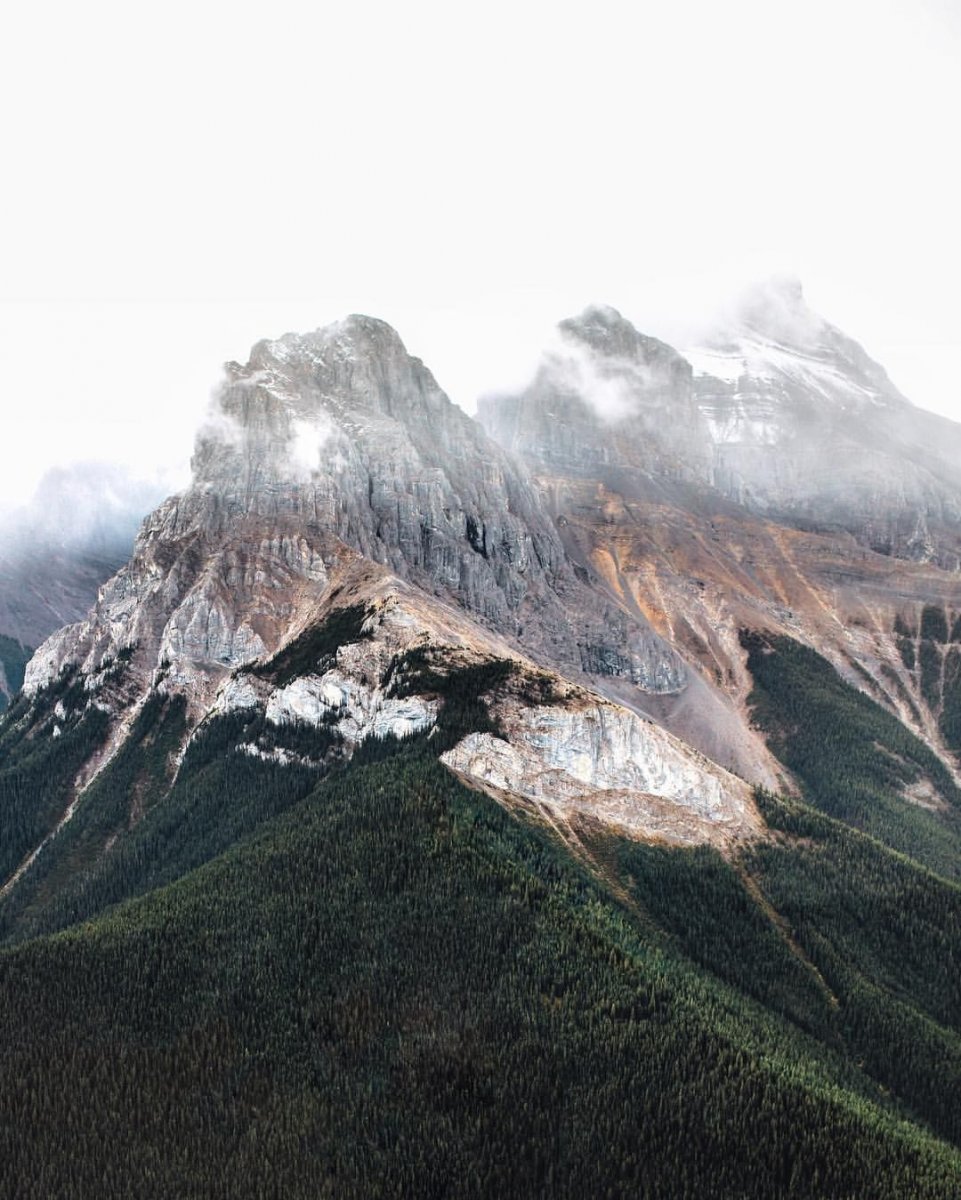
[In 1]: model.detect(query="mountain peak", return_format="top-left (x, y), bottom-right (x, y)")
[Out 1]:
top-left (558, 304), bottom-right (685, 370)
top-left (684, 277), bottom-right (907, 409)
top-left (208, 313), bottom-right (455, 470)
top-left (726, 275), bottom-right (826, 349)
top-left (560, 303), bottom-right (632, 340)
top-left (245, 314), bottom-right (411, 375)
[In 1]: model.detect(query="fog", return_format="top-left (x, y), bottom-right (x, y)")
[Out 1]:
top-left (0, 462), bottom-right (174, 563)
top-left (0, 272), bottom-right (955, 559)
top-left (1, 0), bottom-right (959, 538)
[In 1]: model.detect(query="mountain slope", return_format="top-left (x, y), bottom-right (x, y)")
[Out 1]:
top-left (3, 740), bottom-right (961, 1199)
top-left (0, 570), bottom-right (759, 948)
top-left (3, 303), bottom-right (961, 1195)
top-left (0, 462), bottom-right (168, 651)
top-left (685, 277), bottom-right (961, 565)
top-left (479, 292), bottom-right (961, 840)
top-left (1, 316), bottom-right (763, 942)
top-left (482, 280), bottom-right (961, 568)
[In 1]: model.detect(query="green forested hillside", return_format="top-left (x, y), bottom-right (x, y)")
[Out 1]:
top-left (584, 796), bottom-right (961, 1150)
top-left (2, 744), bottom-right (961, 1199)
top-left (741, 628), bottom-right (961, 878)
top-left (0, 633), bottom-right (32, 710)
top-left (0, 664), bottom-right (111, 886)
top-left (1, 636), bottom-right (961, 1196)
top-left (0, 703), bottom-right (326, 943)
top-left (896, 605), bottom-right (961, 755)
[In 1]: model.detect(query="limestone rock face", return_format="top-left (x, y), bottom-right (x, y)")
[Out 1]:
top-left (193, 314), bottom-right (570, 619)
top-left (23, 507), bottom-right (339, 710)
top-left (442, 694), bottom-right (760, 848)
top-left (190, 316), bottom-right (569, 629)
top-left (265, 671), bottom-right (438, 745)
top-left (24, 316), bottom-right (686, 707)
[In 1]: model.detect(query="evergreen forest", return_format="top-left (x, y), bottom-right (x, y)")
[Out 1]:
top-left (0, 625), bottom-right (960, 1197)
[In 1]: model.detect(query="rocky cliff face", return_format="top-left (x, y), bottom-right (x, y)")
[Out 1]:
top-left (9, 314), bottom-right (763, 901)
top-left (26, 316), bottom-right (686, 705)
top-left (479, 305), bottom-right (713, 489)
top-left (7, 296), bottom-right (961, 903)
top-left (481, 283), bottom-right (961, 567)
top-left (442, 693), bottom-right (759, 849)
top-left (477, 287), bottom-right (961, 785)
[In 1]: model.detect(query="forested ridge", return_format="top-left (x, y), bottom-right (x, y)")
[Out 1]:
top-left (0, 622), bottom-right (960, 1195)
top-left (3, 743), bottom-right (961, 1197)
top-left (740, 628), bottom-right (961, 879)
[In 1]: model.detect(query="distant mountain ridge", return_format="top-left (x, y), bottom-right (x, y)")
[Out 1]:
top-left (482, 279), bottom-right (961, 566)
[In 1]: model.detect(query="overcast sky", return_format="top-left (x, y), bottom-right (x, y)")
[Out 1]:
top-left (1, 0), bottom-right (959, 509)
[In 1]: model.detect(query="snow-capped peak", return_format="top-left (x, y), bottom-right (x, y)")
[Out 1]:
top-left (682, 277), bottom-right (908, 411)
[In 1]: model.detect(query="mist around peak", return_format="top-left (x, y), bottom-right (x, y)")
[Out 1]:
top-left (0, 461), bottom-right (176, 561)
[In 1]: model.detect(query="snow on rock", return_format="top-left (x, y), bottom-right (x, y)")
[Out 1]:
top-left (237, 743), bottom-right (308, 768)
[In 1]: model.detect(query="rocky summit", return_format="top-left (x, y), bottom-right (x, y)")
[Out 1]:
top-left (12, 292), bottom-right (961, 864)
top-left (483, 280), bottom-right (961, 567)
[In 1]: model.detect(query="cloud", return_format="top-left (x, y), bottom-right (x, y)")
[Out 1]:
top-left (527, 323), bottom-right (661, 425)
top-left (195, 405), bottom-right (247, 453)
top-left (194, 369), bottom-right (340, 486)
top-left (0, 460), bottom-right (175, 559)
top-left (288, 415), bottom-right (336, 479)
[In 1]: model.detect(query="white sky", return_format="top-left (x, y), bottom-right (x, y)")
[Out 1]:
top-left (1, 0), bottom-right (960, 509)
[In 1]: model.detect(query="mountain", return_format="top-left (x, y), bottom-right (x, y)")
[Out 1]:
top-left (10, 315), bottom-right (751, 897)
top-left (480, 289), bottom-right (961, 824)
top-left (3, 301), bottom-right (961, 1196)
top-left (482, 278), bottom-right (961, 566)
top-left (686, 277), bottom-right (961, 565)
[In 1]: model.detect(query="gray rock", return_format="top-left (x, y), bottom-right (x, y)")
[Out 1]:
top-left (480, 284), bottom-right (961, 568)
top-left (25, 315), bottom-right (684, 701)
top-left (479, 304), bottom-right (712, 486)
